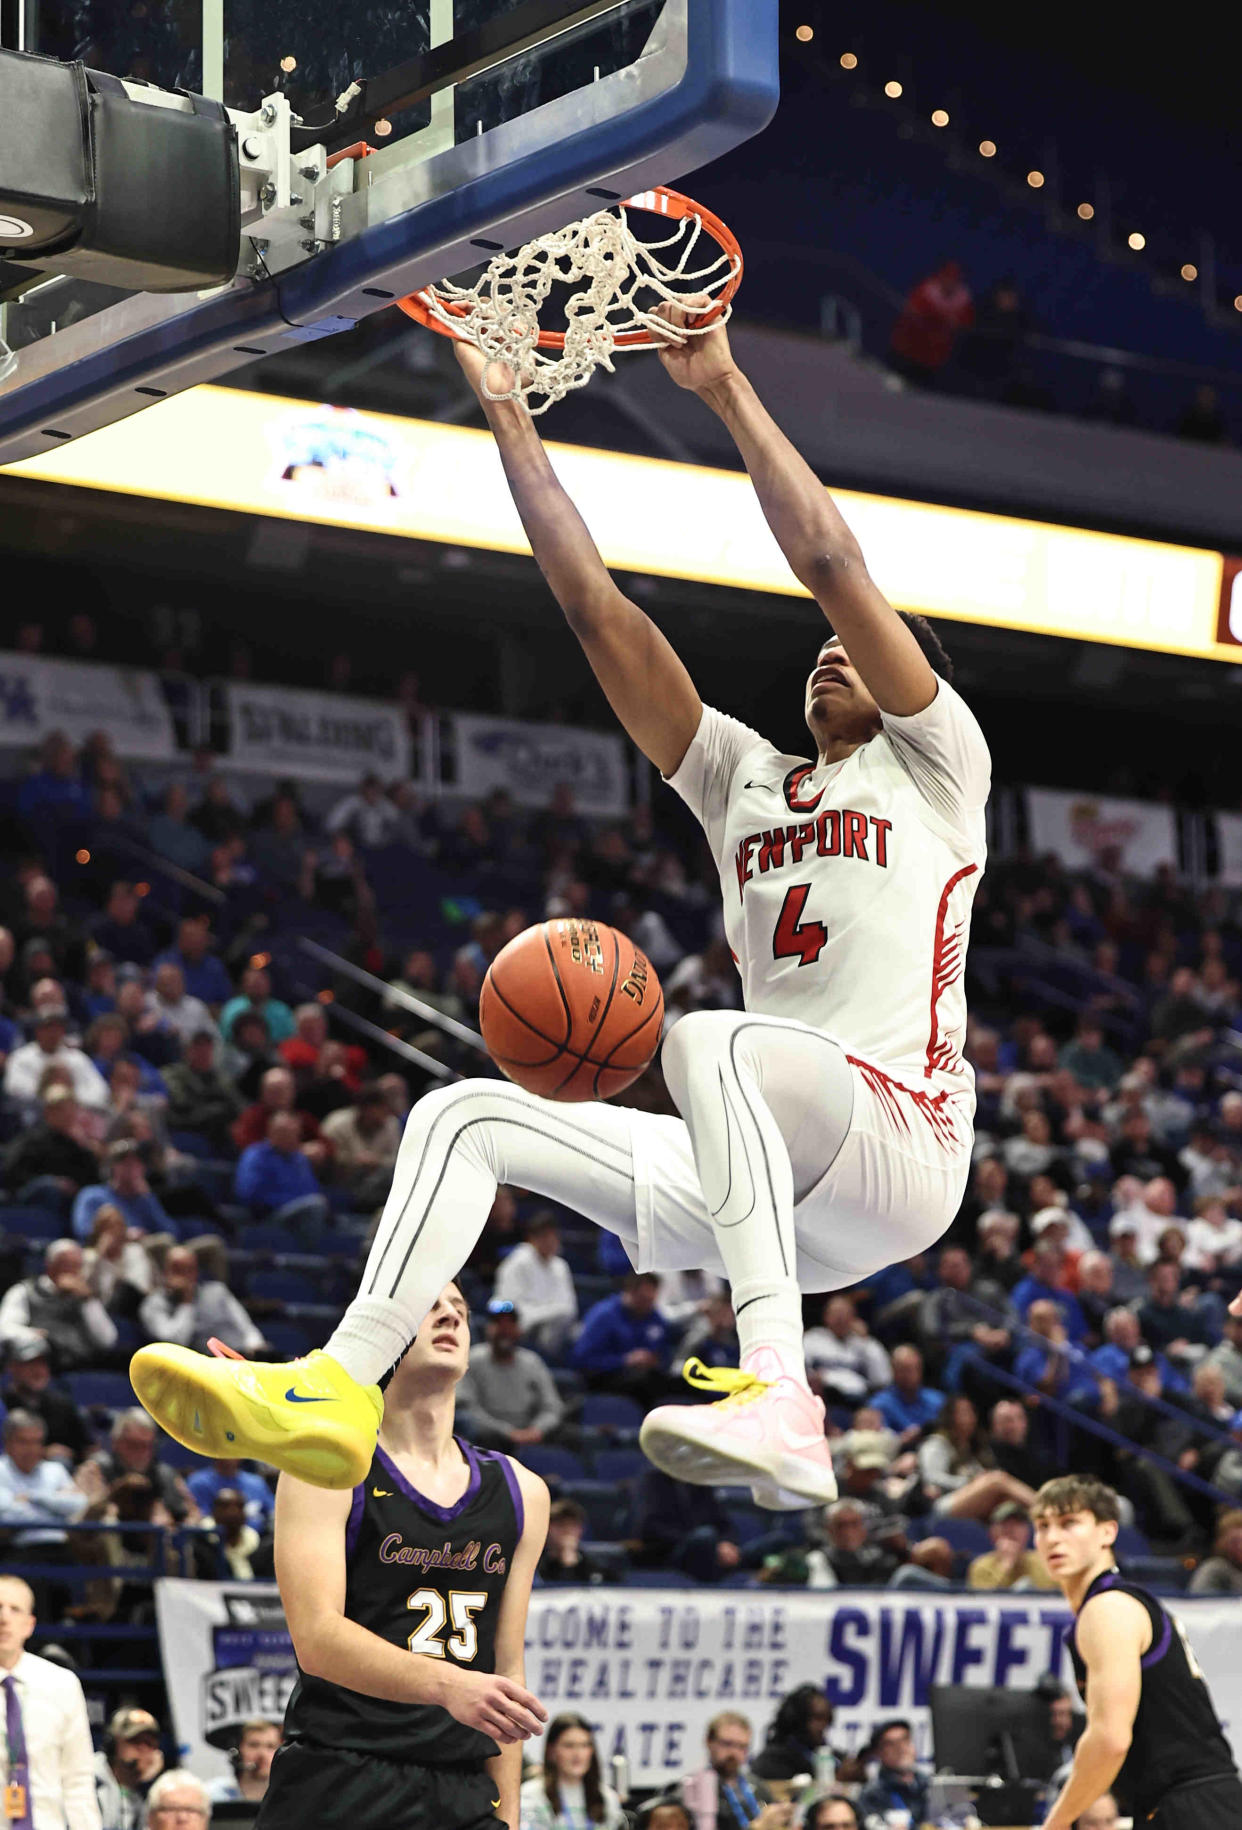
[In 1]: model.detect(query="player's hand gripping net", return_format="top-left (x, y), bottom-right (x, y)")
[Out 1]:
top-left (398, 187), bottom-right (741, 415)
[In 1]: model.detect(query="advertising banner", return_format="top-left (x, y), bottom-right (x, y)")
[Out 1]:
top-left (1026, 786), bottom-right (1178, 877)
top-left (157, 1582), bottom-right (1242, 1790)
top-left (452, 711), bottom-right (630, 815)
top-left (0, 651), bottom-right (176, 760)
top-left (224, 682), bottom-right (412, 784)
top-left (1216, 811), bottom-right (1242, 887)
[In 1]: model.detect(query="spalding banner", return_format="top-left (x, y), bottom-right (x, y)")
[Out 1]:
top-left (157, 1581), bottom-right (1242, 1789)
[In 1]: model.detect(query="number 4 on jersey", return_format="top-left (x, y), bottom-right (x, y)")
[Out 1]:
top-left (772, 884), bottom-right (828, 967)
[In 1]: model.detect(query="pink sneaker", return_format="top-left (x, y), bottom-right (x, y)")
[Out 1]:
top-left (639, 1350), bottom-right (838, 1511)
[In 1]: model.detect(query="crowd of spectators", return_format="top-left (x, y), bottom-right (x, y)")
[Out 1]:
top-left (2, 712), bottom-right (1242, 1823)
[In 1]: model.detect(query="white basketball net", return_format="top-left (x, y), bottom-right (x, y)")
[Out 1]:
top-left (415, 191), bottom-right (740, 415)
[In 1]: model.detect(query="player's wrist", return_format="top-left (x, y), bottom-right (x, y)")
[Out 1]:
top-left (696, 366), bottom-right (747, 413)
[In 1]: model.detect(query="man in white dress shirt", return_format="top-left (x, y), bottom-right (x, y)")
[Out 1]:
top-left (492, 1213), bottom-right (578, 1358)
top-left (0, 1575), bottom-right (101, 1830)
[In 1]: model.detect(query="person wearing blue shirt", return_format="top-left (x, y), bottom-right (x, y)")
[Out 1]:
top-left (155, 917), bottom-right (234, 1009)
top-left (1011, 1241), bottom-right (1087, 1344)
top-left (571, 1273), bottom-right (672, 1406)
top-left (72, 1142), bottom-right (172, 1242)
top-left (186, 1459), bottom-right (275, 1530)
top-left (234, 1111), bottom-right (329, 1236)
top-left (855, 1720), bottom-right (930, 1828)
top-left (1090, 1308), bottom-right (1186, 1393)
top-left (220, 966), bottom-right (295, 1045)
top-left (871, 1344), bottom-right (945, 1438)
top-left (1012, 1300), bottom-right (1098, 1403)
top-left (17, 734), bottom-right (92, 828)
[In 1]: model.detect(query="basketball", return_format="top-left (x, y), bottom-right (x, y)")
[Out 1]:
top-left (479, 918), bottom-right (664, 1101)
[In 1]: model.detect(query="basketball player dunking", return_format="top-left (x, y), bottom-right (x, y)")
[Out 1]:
top-left (257, 1283), bottom-right (548, 1830)
top-left (133, 307), bottom-right (989, 1509)
top-left (1032, 1475), bottom-right (1242, 1828)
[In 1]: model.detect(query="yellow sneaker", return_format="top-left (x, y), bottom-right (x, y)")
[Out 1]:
top-left (129, 1345), bottom-right (383, 1490)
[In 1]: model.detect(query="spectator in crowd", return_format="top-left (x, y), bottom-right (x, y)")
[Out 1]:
top-left (232, 1066), bottom-right (322, 1156)
top-left (204, 1486), bottom-right (263, 1580)
top-left (1185, 1196), bottom-right (1242, 1275)
top-left (147, 786), bottom-right (211, 877)
top-left (889, 260), bottom-right (975, 386)
top-left (674, 1712), bottom-right (782, 1830)
top-left (1137, 1259), bottom-right (1213, 1372)
top-left (162, 1030), bottom-right (243, 1150)
top-left (872, 1345), bottom-right (945, 1441)
top-left (4, 1006), bottom-right (109, 1112)
top-left (802, 1294), bottom-right (892, 1404)
top-left (1075, 1251), bottom-right (1116, 1344)
top-left (1014, 1299), bottom-right (1098, 1404)
top-left (572, 1273), bottom-right (673, 1407)
top-left (918, 1395), bottom-right (1038, 1519)
top-left (2, 1086), bottom-right (100, 1198)
top-left (219, 967), bottom-right (294, 1046)
top-left (0, 1409), bottom-right (89, 1563)
top-left (967, 1500), bottom-right (1056, 1590)
top-left (536, 1498), bottom-right (611, 1587)
top-left (1075, 1797), bottom-right (1118, 1830)
top-left (143, 963), bottom-right (216, 1052)
top-left (191, 776), bottom-right (247, 847)
top-left (233, 1111), bottom-right (330, 1237)
top-left (383, 949), bottom-right (466, 1029)
top-left (802, 1802), bottom-right (858, 1830)
top-left (1203, 1314), bottom-right (1242, 1407)
top-left (855, 1720), bottom-right (930, 1829)
top-left (987, 1397), bottom-right (1055, 1491)
top-left (1106, 1215), bottom-right (1150, 1304)
top-left (491, 1212), bottom-right (578, 1359)
top-left (0, 1239), bottom-right (118, 1369)
top-left (974, 1210), bottom-right (1024, 1290)
top-left (819, 1498), bottom-right (899, 1587)
top-left (72, 1140), bottom-right (171, 1243)
top-left (1058, 1018), bottom-right (1124, 1092)
top-left (676, 1293), bottom-right (740, 1373)
top-left (94, 1707), bottom-right (164, 1830)
top-left (0, 1571), bottom-right (101, 1830)
top-left (205, 1720), bottom-right (282, 1806)
top-left (186, 1460), bottom-right (274, 1534)
top-left (519, 1713), bottom-right (627, 1830)
top-left (146, 1771), bottom-right (211, 1830)
top-left (18, 732), bottom-right (92, 826)
top-left (629, 1467), bottom-right (765, 1588)
top-left (1013, 1240), bottom-right (1087, 1341)
top-left (1187, 1510), bottom-right (1242, 1594)
top-left (87, 1410), bottom-right (196, 1524)
top-left (16, 877), bottom-right (85, 986)
top-left (89, 884), bottom-right (157, 969)
top-left (456, 1299), bottom-right (565, 1451)
top-left (1, 1340), bottom-right (92, 1462)
top-left (326, 774), bottom-right (402, 849)
top-left (154, 918), bottom-right (232, 1009)
top-left (277, 1005), bottom-right (364, 1089)
top-left (140, 1246), bottom-right (267, 1358)
top-left (83, 1205), bottom-right (153, 1315)
top-left (751, 1684), bottom-right (859, 1789)
top-left (319, 1083), bottom-right (401, 1210)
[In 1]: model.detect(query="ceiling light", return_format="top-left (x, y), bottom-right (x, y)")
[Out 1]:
top-left (795, 24), bottom-right (814, 42)
top-left (1027, 170), bottom-right (1045, 189)
top-left (884, 80), bottom-right (903, 97)
top-left (978, 139), bottom-right (996, 157)
top-left (280, 54), bottom-right (297, 72)
top-left (1181, 263), bottom-right (1197, 281)
top-left (931, 108), bottom-right (949, 126)
top-left (1128, 231), bottom-right (1145, 250)
top-left (839, 51), bottom-right (858, 69)
top-left (1077, 202), bottom-right (1094, 220)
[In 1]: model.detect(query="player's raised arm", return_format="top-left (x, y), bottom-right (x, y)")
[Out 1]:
top-left (274, 1472), bottom-right (546, 1743)
top-left (660, 309), bottom-right (936, 718)
top-left (485, 1463), bottom-right (550, 1830)
top-left (1040, 1593), bottom-right (1147, 1830)
top-left (455, 341), bottom-right (702, 777)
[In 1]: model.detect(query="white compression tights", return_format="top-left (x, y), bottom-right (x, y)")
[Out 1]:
top-left (326, 1009), bottom-right (855, 1386)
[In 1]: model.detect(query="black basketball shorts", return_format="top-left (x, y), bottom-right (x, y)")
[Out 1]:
top-left (256, 1741), bottom-right (503, 1830)
top-left (1147, 1775), bottom-right (1242, 1828)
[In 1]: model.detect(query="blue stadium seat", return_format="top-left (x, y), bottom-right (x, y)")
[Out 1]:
top-left (1114, 1524), bottom-right (1153, 1558)
top-left (581, 1392), bottom-right (644, 1434)
top-left (623, 1568), bottom-right (698, 1588)
top-left (239, 1224), bottom-right (301, 1253)
top-left (65, 1370), bottom-right (137, 1411)
top-left (561, 1480), bottom-right (627, 1538)
top-left (0, 1207), bottom-right (66, 1243)
top-left (921, 1516), bottom-right (991, 1557)
top-left (592, 1448), bottom-right (646, 1484)
top-left (261, 1319), bottom-right (315, 1358)
top-left (247, 1268), bottom-right (321, 1304)
top-left (512, 1444), bottom-right (586, 1483)
top-left (725, 1507), bottom-right (771, 1547)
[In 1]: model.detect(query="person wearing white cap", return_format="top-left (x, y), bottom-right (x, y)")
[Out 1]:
top-left (1030, 1205), bottom-right (1094, 1256)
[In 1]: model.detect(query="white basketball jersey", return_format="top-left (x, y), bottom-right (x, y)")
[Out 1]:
top-left (666, 678), bottom-right (990, 1105)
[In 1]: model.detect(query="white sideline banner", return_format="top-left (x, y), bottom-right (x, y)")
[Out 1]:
top-left (0, 651), bottom-right (176, 760)
top-left (1217, 811), bottom-right (1242, 886)
top-left (156, 1581), bottom-right (1242, 1789)
top-left (451, 711), bottom-right (629, 814)
top-left (1026, 786), bottom-right (1177, 876)
top-left (224, 682), bottom-right (412, 784)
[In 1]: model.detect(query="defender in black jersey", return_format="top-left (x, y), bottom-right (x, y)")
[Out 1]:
top-left (1032, 1474), bottom-right (1242, 1830)
top-left (259, 1284), bottom-right (549, 1830)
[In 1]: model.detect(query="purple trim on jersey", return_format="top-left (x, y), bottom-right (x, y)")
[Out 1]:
top-left (1069, 1568), bottom-right (1170, 1670)
top-left (374, 1437), bottom-right (481, 1523)
top-left (495, 1453), bottom-right (524, 1540)
top-left (344, 1483), bottom-right (365, 1558)
top-left (1140, 1609), bottom-right (1173, 1670)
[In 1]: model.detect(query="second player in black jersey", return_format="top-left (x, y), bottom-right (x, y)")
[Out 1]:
top-left (259, 1283), bottom-right (549, 1830)
top-left (1033, 1474), bottom-right (1242, 1830)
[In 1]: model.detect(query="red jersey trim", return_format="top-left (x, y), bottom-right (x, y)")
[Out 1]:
top-left (924, 863), bottom-right (979, 1081)
top-left (846, 1054), bottom-right (968, 1153)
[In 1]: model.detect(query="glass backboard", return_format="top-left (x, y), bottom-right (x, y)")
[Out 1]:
top-left (0, 0), bottom-right (777, 462)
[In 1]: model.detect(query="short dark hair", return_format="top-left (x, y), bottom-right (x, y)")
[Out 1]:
top-left (897, 611), bottom-right (953, 682)
top-left (1031, 1475), bottom-right (1121, 1523)
top-left (874, 1718), bottom-right (913, 1744)
top-left (549, 1498), bottom-right (587, 1527)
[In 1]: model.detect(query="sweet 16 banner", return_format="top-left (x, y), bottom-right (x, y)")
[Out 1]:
top-left (0, 652), bottom-right (176, 760)
top-left (157, 1582), bottom-right (1242, 1788)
